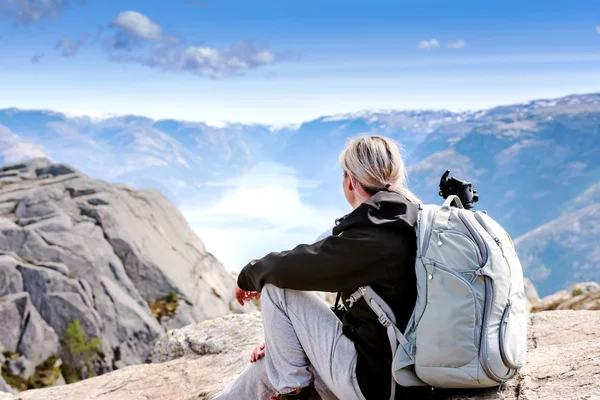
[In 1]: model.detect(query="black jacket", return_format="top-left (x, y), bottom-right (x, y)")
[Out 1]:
top-left (237, 191), bottom-right (423, 400)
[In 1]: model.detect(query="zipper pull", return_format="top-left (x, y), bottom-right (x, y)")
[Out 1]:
top-left (494, 237), bottom-right (503, 249)
top-left (497, 381), bottom-right (505, 393)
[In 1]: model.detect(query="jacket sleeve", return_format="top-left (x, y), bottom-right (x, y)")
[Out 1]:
top-left (236, 229), bottom-right (393, 293)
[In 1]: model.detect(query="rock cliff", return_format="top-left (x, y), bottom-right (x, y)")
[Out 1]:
top-left (0, 158), bottom-right (245, 389)
top-left (532, 281), bottom-right (600, 312)
top-left (4, 310), bottom-right (598, 400)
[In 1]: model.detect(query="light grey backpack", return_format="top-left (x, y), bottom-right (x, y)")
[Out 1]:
top-left (346, 195), bottom-right (528, 399)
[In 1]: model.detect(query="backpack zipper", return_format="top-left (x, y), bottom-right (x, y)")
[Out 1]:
top-left (478, 276), bottom-right (519, 382)
top-left (473, 213), bottom-right (520, 380)
top-left (474, 212), bottom-right (514, 294)
top-left (499, 300), bottom-right (521, 370)
top-left (479, 276), bottom-right (505, 383)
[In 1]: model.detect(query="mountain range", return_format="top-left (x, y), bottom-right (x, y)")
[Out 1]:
top-left (1, 93), bottom-right (599, 296)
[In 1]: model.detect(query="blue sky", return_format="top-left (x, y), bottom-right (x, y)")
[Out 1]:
top-left (1, 0), bottom-right (600, 124)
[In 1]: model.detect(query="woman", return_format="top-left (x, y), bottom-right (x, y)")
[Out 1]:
top-left (214, 135), bottom-right (429, 400)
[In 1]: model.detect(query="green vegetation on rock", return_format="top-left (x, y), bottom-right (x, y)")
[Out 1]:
top-left (148, 291), bottom-right (179, 320)
top-left (1, 352), bottom-right (61, 392)
top-left (61, 320), bottom-right (103, 383)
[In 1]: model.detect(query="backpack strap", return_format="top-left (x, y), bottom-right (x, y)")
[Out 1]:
top-left (434, 194), bottom-right (464, 230)
top-left (347, 286), bottom-right (414, 400)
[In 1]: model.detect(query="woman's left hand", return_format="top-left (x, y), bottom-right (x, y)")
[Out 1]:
top-left (235, 286), bottom-right (261, 306)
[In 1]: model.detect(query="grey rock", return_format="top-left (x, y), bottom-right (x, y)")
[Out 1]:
top-left (0, 203), bottom-right (16, 216)
top-left (65, 187), bottom-right (96, 198)
top-left (8, 310), bottom-right (599, 400)
top-left (52, 373), bottom-right (66, 387)
top-left (523, 278), bottom-right (540, 303)
top-left (532, 281), bottom-right (600, 312)
top-left (0, 177), bottom-right (21, 185)
top-left (31, 261), bottom-right (70, 277)
top-left (0, 254), bottom-right (24, 297)
top-left (86, 198), bottom-right (108, 206)
top-left (35, 165), bottom-right (75, 178)
top-left (0, 160), bottom-right (246, 377)
top-left (7, 356), bottom-right (35, 380)
top-left (20, 263), bottom-right (104, 341)
top-left (523, 278), bottom-right (540, 311)
top-left (82, 184), bottom-right (246, 323)
top-left (0, 376), bottom-right (16, 395)
top-left (0, 163), bottom-right (27, 173)
top-left (19, 213), bottom-right (72, 233)
top-left (0, 292), bottom-right (60, 365)
top-left (1, 158), bottom-right (52, 174)
top-left (571, 281), bottom-right (600, 294)
top-left (152, 312), bottom-right (263, 363)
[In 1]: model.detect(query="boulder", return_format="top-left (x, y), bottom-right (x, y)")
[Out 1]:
top-left (0, 353), bottom-right (16, 394)
top-left (0, 292), bottom-right (60, 365)
top-left (0, 255), bottom-right (24, 297)
top-left (17, 261), bottom-right (103, 340)
top-left (7, 310), bottom-right (599, 400)
top-left (571, 281), bottom-right (600, 294)
top-left (0, 377), bottom-right (16, 395)
top-left (34, 165), bottom-right (76, 178)
top-left (7, 357), bottom-right (35, 381)
top-left (533, 281), bottom-right (600, 312)
top-left (152, 313), bottom-right (263, 364)
top-left (523, 277), bottom-right (539, 311)
top-left (0, 158), bottom-right (248, 388)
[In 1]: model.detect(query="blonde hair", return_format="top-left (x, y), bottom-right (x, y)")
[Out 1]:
top-left (339, 135), bottom-right (420, 204)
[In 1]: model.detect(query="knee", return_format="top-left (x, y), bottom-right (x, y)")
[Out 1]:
top-left (262, 283), bottom-right (280, 295)
top-left (261, 284), bottom-right (286, 308)
top-left (262, 283), bottom-right (284, 301)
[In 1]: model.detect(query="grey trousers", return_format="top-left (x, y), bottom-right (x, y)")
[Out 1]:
top-left (213, 284), bottom-right (367, 400)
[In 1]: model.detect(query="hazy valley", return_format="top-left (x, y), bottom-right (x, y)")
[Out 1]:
top-left (1, 92), bottom-right (599, 297)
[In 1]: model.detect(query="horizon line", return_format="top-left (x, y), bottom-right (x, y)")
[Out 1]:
top-left (0, 90), bottom-right (598, 128)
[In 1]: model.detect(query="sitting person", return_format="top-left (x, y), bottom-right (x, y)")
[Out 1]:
top-left (213, 135), bottom-right (430, 400)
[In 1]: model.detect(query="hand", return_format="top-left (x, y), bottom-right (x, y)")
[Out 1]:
top-left (235, 286), bottom-right (261, 306)
top-left (250, 343), bottom-right (265, 363)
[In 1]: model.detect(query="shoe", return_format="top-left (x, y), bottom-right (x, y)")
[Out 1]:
top-left (274, 383), bottom-right (322, 400)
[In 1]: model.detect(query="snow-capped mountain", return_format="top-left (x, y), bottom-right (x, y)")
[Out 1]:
top-left (0, 92), bottom-right (599, 296)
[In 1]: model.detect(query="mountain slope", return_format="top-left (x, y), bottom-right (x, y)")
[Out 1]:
top-left (515, 203), bottom-right (600, 296)
top-left (0, 93), bottom-right (599, 296)
top-left (0, 158), bottom-right (245, 388)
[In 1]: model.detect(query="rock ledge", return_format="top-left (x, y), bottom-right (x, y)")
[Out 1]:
top-left (6, 310), bottom-right (599, 400)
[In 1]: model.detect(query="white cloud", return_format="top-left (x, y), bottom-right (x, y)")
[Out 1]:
top-left (201, 162), bottom-right (342, 228)
top-left (103, 10), bottom-right (281, 78)
top-left (448, 39), bottom-right (467, 49)
top-left (0, 0), bottom-right (71, 24)
top-left (112, 39), bottom-right (281, 78)
top-left (418, 39), bottom-right (440, 50)
top-left (112, 11), bottom-right (162, 41)
top-left (0, 125), bottom-right (48, 165)
top-left (56, 33), bottom-right (89, 57)
top-left (177, 41), bottom-right (279, 78)
top-left (180, 161), bottom-right (347, 270)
